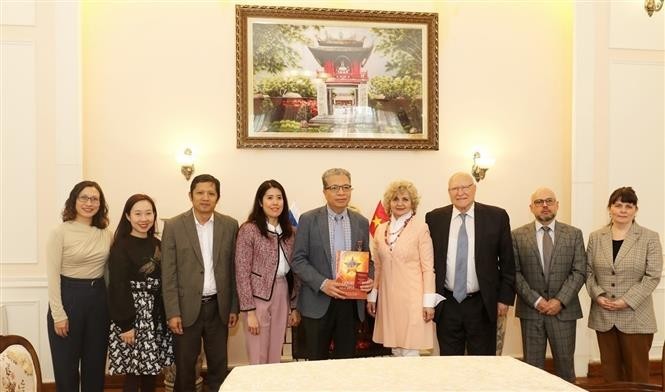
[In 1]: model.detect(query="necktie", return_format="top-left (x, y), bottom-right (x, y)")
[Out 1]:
top-left (333, 215), bottom-right (345, 276)
top-left (454, 213), bottom-right (468, 303)
top-left (542, 226), bottom-right (553, 283)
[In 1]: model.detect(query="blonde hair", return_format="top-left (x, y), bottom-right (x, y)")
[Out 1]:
top-left (383, 180), bottom-right (420, 216)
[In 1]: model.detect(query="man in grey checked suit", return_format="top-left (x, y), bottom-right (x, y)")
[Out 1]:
top-left (512, 187), bottom-right (586, 381)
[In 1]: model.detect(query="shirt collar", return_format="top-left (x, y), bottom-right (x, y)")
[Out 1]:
top-left (535, 220), bottom-right (556, 232)
top-left (453, 203), bottom-right (475, 219)
top-left (327, 206), bottom-right (349, 220)
top-left (193, 209), bottom-right (214, 227)
top-left (267, 221), bottom-right (282, 234)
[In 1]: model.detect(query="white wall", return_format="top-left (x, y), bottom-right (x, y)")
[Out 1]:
top-left (572, 1), bottom-right (665, 370)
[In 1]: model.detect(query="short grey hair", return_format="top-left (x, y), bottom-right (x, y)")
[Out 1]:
top-left (321, 168), bottom-right (351, 188)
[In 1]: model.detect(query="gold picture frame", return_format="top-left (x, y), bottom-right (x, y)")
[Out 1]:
top-left (236, 5), bottom-right (439, 150)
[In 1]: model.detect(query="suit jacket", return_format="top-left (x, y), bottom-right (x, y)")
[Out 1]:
top-left (425, 202), bottom-right (515, 322)
top-left (161, 209), bottom-right (239, 328)
top-left (291, 206), bottom-right (371, 320)
top-left (512, 221), bottom-right (586, 321)
top-left (234, 222), bottom-right (299, 311)
top-left (586, 223), bottom-right (663, 333)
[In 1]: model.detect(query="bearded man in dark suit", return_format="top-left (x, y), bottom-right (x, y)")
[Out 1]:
top-left (512, 187), bottom-right (585, 381)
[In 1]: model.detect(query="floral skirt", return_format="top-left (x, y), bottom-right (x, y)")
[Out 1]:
top-left (108, 277), bottom-right (174, 375)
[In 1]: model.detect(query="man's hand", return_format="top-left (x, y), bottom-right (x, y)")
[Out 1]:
top-left (228, 313), bottom-right (238, 328)
top-left (246, 311), bottom-right (259, 335)
top-left (535, 298), bottom-right (548, 313)
top-left (168, 316), bottom-right (184, 335)
top-left (120, 328), bottom-right (136, 345)
top-left (497, 302), bottom-right (509, 317)
top-left (542, 298), bottom-right (562, 316)
top-left (359, 277), bottom-right (374, 292)
top-left (288, 309), bottom-right (301, 327)
top-left (367, 302), bottom-right (376, 317)
top-left (321, 279), bottom-right (348, 299)
top-left (54, 319), bottom-right (69, 337)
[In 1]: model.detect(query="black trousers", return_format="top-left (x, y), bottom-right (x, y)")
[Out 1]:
top-left (173, 301), bottom-right (229, 392)
top-left (47, 276), bottom-right (110, 392)
top-left (302, 298), bottom-right (356, 360)
top-left (437, 290), bottom-right (496, 355)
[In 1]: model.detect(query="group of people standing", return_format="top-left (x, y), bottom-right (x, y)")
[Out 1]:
top-left (46, 168), bottom-right (662, 391)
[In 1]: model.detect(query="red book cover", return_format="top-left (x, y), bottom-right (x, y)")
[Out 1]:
top-left (335, 250), bottom-right (370, 300)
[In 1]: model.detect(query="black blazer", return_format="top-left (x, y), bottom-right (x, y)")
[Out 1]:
top-left (425, 202), bottom-right (515, 322)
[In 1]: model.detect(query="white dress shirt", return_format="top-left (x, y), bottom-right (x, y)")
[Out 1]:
top-left (445, 203), bottom-right (479, 294)
top-left (268, 222), bottom-right (290, 278)
top-left (194, 211), bottom-right (217, 296)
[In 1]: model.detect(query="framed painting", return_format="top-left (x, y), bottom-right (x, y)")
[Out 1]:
top-left (236, 5), bottom-right (439, 149)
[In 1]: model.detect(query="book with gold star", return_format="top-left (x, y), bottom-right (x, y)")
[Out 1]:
top-left (335, 250), bottom-right (370, 299)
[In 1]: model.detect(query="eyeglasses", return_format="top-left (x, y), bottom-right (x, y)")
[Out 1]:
top-left (533, 198), bottom-right (556, 207)
top-left (77, 195), bottom-right (100, 204)
top-left (448, 184), bottom-right (474, 193)
top-left (325, 185), bottom-right (353, 193)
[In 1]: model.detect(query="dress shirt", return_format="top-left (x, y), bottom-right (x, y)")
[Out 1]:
top-left (327, 206), bottom-right (351, 259)
top-left (320, 207), bottom-right (351, 290)
top-left (445, 204), bottom-right (479, 294)
top-left (533, 220), bottom-right (556, 307)
top-left (194, 211), bottom-right (217, 296)
top-left (268, 222), bottom-right (290, 278)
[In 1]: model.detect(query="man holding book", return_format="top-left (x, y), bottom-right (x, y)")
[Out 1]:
top-left (291, 168), bottom-right (374, 360)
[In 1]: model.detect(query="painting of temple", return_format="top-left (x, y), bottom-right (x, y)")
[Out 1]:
top-left (251, 25), bottom-right (425, 137)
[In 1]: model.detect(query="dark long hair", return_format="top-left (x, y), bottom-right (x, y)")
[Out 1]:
top-left (113, 194), bottom-right (158, 243)
top-left (62, 180), bottom-right (109, 229)
top-left (246, 180), bottom-right (293, 239)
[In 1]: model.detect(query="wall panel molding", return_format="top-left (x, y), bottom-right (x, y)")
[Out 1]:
top-left (0, 0), bottom-right (35, 26)
top-left (0, 40), bottom-right (37, 265)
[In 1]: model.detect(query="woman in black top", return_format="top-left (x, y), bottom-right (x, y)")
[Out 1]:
top-left (107, 194), bottom-right (174, 391)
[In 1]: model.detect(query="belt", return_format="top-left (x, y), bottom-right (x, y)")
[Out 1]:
top-left (443, 288), bottom-right (480, 302)
top-left (61, 275), bottom-right (105, 287)
top-left (201, 294), bottom-right (217, 304)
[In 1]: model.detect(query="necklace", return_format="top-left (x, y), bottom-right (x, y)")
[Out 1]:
top-left (384, 214), bottom-right (414, 247)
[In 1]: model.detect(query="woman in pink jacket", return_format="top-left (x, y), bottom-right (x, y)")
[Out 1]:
top-left (235, 180), bottom-right (301, 364)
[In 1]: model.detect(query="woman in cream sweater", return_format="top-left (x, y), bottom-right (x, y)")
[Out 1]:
top-left (46, 180), bottom-right (113, 391)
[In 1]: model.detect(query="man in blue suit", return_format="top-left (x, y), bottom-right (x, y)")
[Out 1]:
top-left (291, 168), bottom-right (374, 360)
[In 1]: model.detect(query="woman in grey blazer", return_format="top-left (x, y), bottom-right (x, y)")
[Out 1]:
top-left (586, 186), bottom-right (663, 383)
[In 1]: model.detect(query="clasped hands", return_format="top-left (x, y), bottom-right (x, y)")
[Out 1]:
top-left (321, 277), bottom-right (374, 300)
top-left (596, 295), bottom-right (628, 311)
top-left (535, 298), bottom-right (562, 316)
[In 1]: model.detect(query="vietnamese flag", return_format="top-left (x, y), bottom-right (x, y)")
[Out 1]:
top-left (369, 201), bottom-right (389, 238)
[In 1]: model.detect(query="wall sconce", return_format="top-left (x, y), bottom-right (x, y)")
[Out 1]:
top-left (471, 151), bottom-right (495, 182)
top-left (177, 148), bottom-right (195, 180)
top-left (645, 0), bottom-right (663, 16)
